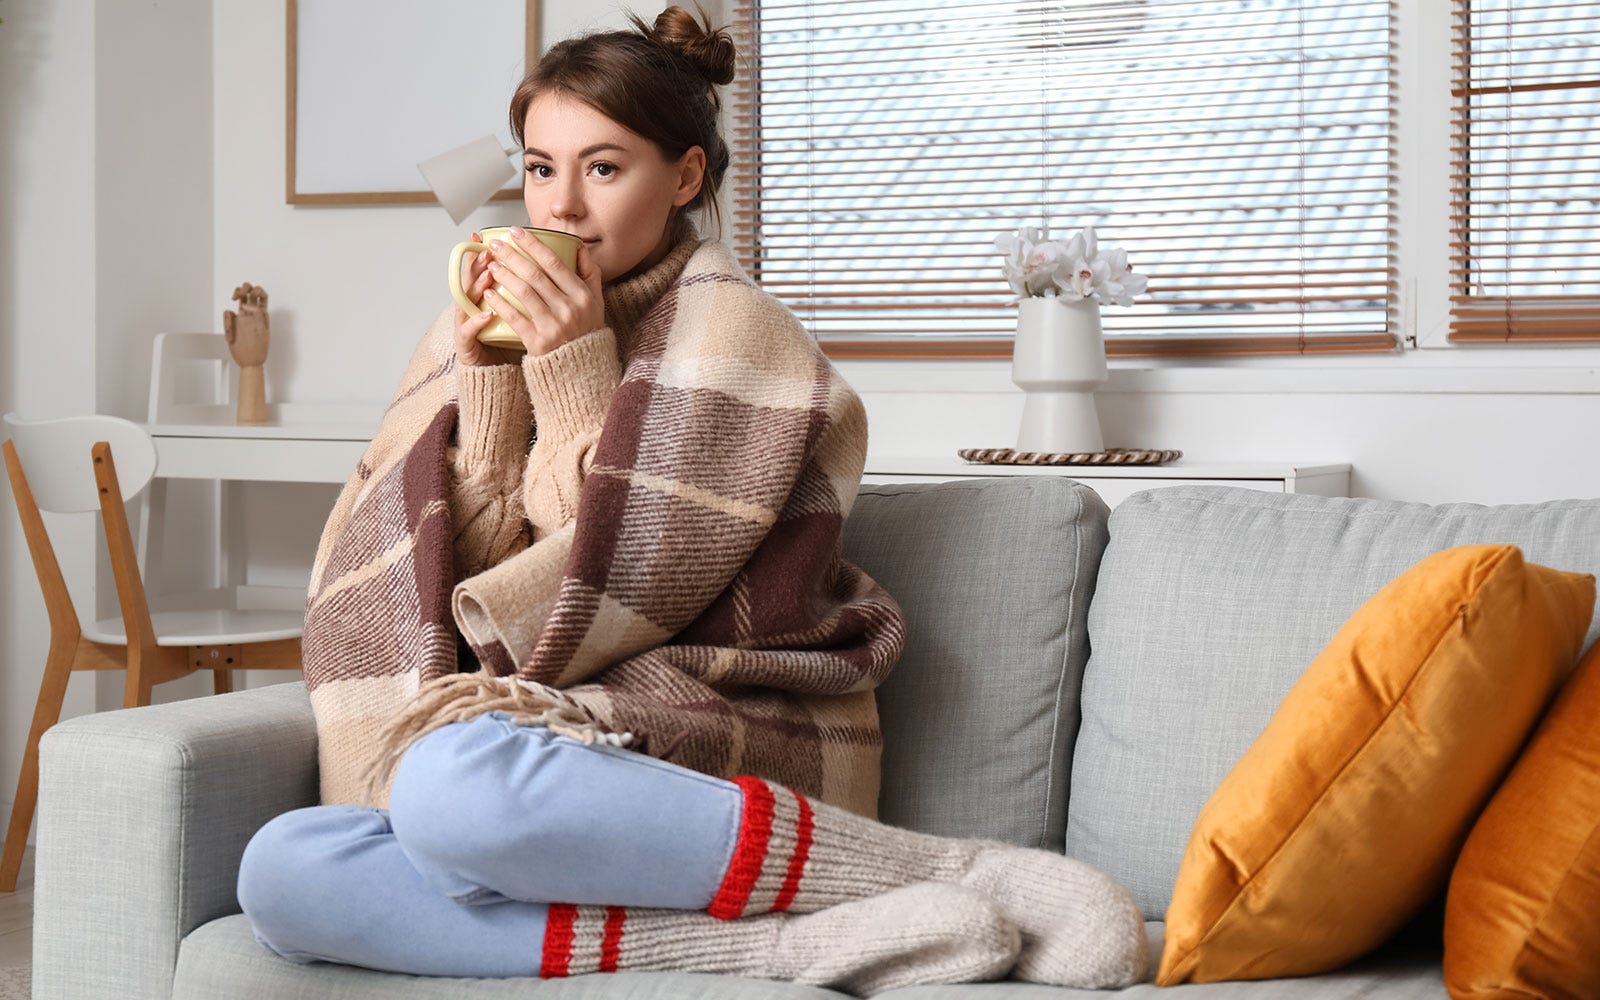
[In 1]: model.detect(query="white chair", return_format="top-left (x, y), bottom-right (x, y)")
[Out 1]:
top-left (0, 412), bottom-right (303, 893)
top-left (146, 331), bottom-right (234, 425)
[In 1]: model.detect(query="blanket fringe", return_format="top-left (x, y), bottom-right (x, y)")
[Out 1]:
top-left (361, 670), bottom-right (633, 801)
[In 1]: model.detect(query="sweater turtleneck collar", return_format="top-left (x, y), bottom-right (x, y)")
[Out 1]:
top-left (601, 217), bottom-right (701, 340)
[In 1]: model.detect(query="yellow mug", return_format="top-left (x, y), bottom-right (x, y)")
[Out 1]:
top-left (447, 226), bottom-right (583, 350)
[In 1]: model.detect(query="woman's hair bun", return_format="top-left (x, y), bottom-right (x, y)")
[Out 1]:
top-left (643, 4), bottom-right (737, 86)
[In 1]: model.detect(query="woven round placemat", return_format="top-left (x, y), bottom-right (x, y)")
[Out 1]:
top-left (958, 447), bottom-right (1183, 466)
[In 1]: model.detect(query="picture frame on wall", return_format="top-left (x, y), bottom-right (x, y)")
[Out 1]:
top-left (286, 0), bottom-right (538, 206)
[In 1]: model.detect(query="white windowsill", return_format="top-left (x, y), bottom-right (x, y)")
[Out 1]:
top-left (835, 359), bottom-right (1600, 396)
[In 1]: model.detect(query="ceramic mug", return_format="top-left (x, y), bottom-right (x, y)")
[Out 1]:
top-left (447, 226), bottom-right (583, 349)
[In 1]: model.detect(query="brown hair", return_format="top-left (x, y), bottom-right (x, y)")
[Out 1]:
top-left (510, 4), bottom-right (737, 235)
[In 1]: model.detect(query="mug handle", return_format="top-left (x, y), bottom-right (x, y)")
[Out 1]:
top-left (448, 241), bottom-right (488, 317)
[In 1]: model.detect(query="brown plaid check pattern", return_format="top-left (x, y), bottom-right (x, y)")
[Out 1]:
top-left (304, 237), bottom-right (904, 813)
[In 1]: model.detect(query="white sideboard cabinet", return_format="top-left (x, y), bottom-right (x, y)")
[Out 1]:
top-left (861, 457), bottom-right (1350, 508)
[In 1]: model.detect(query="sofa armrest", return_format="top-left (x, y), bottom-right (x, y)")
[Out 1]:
top-left (31, 681), bottom-right (317, 1000)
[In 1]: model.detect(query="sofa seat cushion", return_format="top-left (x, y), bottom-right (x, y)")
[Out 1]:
top-left (844, 477), bottom-right (1110, 848)
top-left (877, 942), bottom-right (1446, 998)
top-left (179, 915), bottom-right (1446, 999)
top-left (1066, 487), bottom-right (1600, 920)
top-left (174, 914), bottom-right (851, 999)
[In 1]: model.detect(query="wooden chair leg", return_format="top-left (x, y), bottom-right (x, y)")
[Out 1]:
top-left (122, 646), bottom-right (157, 710)
top-left (190, 644), bottom-right (238, 695)
top-left (1, 636), bottom-right (78, 893)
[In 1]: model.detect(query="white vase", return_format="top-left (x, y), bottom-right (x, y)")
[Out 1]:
top-left (1011, 296), bottom-right (1108, 453)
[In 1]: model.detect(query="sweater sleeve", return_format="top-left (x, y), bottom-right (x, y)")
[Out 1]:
top-left (450, 362), bottom-right (534, 578)
top-left (521, 326), bottom-right (622, 540)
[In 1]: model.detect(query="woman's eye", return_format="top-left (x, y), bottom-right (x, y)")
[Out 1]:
top-left (591, 162), bottom-right (617, 178)
top-left (526, 163), bottom-right (553, 179)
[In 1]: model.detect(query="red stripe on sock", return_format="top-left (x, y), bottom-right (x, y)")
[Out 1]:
top-left (772, 789), bottom-right (814, 912)
top-left (708, 776), bottom-right (775, 919)
top-left (540, 903), bottom-right (578, 978)
top-left (598, 906), bottom-right (627, 972)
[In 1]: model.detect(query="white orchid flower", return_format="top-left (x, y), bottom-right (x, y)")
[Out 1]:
top-left (1100, 277), bottom-right (1134, 308)
top-left (996, 229), bottom-right (1043, 296)
top-left (993, 231), bottom-right (1023, 260)
top-left (994, 224), bottom-right (1148, 306)
top-left (1097, 247), bottom-right (1149, 306)
top-left (1060, 232), bottom-right (1086, 264)
top-left (1114, 270), bottom-right (1150, 307)
top-left (1021, 241), bottom-right (1070, 296)
top-left (1056, 258), bottom-right (1101, 300)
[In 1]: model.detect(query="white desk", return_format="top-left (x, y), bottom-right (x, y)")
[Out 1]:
top-left (140, 404), bottom-right (379, 602)
top-left (145, 404), bottom-right (378, 484)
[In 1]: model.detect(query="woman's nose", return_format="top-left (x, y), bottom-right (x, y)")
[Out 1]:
top-left (547, 176), bottom-right (584, 223)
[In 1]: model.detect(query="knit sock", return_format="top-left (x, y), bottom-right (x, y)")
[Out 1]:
top-left (709, 776), bottom-right (1149, 988)
top-left (538, 882), bottom-right (1018, 996)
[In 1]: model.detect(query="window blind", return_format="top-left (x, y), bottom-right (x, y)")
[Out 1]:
top-left (725, 0), bottom-right (1399, 358)
top-left (1449, 1), bottom-right (1600, 343)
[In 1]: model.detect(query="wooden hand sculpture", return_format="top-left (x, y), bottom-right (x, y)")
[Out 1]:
top-left (223, 282), bottom-right (270, 424)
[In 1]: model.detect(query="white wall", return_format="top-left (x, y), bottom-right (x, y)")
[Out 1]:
top-left (94, 0), bottom-right (214, 423)
top-left (1, 0), bottom-right (103, 851)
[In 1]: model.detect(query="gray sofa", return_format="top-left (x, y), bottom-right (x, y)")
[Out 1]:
top-left (31, 479), bottom-right (1600, 999)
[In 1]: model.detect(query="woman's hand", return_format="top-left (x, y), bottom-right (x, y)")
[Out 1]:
top-left (482, 228), bottom-right (605, 357)
top-left (453, 232), bottom-right (523, 367)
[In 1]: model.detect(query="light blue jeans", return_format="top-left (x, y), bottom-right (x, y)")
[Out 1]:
top-left (237, 712), bottom-right (745, 977)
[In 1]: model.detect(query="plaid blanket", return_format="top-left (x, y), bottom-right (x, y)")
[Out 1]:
top-left (303, 238), bottom-right (905, 815)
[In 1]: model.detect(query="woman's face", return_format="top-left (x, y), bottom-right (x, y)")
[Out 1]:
top-left (521, 92), bottom-right (705, 282)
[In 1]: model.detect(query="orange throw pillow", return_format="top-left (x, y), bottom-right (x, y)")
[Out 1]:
top-left (1445, 640), bottom-right (1600, 1000)
top-left (1158, 545), bottom-right (1594, 985)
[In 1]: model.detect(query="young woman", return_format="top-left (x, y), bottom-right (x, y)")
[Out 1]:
top-left (237, 7), bottom-right (1147, 994)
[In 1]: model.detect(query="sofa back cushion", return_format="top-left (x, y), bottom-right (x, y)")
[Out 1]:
top-left (844, 476), bottom-right (1110, 850)
top-left (1066, 486), bottom-right (1600, 919)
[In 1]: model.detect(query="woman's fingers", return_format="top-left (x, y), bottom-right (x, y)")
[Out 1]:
top-left (484, 240), bottom-right (533, 290)
top-left (483, 288), bottom-right (532, 332)
top-left (575, 243), bottom-right (604, 300)
top-left (486, 257), bottom-right (544, 312)
top-left (513, 230), bottom-right (589, 300)
top-left (479, 228), bottom-right (606, 355)
top-left (486, 235), bottom-right (574, 305)
top-left (455, 304), bottom-right (490, 340)
top-left (456, 271), bottom-right (496, 330)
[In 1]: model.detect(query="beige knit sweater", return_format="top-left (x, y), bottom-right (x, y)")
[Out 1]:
top-left (447, 235), bottom-right (694, 580)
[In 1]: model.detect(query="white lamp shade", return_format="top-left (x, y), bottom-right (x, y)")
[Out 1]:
top-left (418, 135), bottom-right (518, 225)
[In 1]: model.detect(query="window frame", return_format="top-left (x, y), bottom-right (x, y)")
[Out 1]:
top-left (718, 0), bottom-right (1596, 358)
